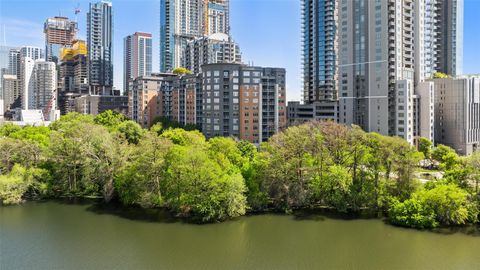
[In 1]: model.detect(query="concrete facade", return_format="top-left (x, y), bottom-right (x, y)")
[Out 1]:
top-left (433, 77), bottom-right (480, 155)
top-left (124, 32), bottom-right (153, 95)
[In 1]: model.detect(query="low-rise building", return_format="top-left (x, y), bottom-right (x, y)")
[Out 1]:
top-left (287, 101), bottom-right (338, 126)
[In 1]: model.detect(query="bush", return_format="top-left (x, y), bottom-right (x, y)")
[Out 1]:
top-left (389, 183), bottom-right (479, 228)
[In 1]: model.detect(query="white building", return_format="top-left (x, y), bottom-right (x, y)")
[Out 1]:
top-left (20, 46), bottom-right (44, 60)
top-left (33, 60), bottom-right (57, 118)
top-left (20, 57), bottom-right (35, 110)
top-left (183, 33), bottom-right (241, 74)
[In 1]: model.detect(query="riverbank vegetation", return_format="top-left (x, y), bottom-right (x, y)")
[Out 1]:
top-left (1, 111), bottom-right (480, 228)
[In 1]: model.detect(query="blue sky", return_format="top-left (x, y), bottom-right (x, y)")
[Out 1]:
top-left (0, 0), bottom-right (479, 101)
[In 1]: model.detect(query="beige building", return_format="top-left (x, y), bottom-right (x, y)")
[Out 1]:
top-left (2, 74), bottom-right (21, 112)
top-left (433, 77), bottom-right (480, 155)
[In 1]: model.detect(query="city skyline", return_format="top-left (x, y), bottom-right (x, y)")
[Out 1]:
top-left (1, 0), bottom-right (480, 102)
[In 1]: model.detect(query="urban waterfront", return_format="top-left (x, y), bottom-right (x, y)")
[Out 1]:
top-left (1, 201), bottom-right (480, 270)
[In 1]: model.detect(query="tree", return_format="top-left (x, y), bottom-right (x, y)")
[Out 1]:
top-left (465, 151), bottom-right (480, 192)
top-left (0, 138), bottom-right (43, 174)
top-left (48, 121), bottom-right (127, 200)
top-left (118, 120), bottom-right (145, 144)
top-left (311, 165), bottom-right (352, 212)
top-left (94, 110), bottom-right (126, 130)
top-left (432, 144), bottom-right (456, 163)
top-left (172, 67), bottom-right (192, 75)
top-left (161, 128), bottom-right (205, 146)
top-left (116, 132), bottom-right (172, 207)
top-left (162, 145), bottom-right (247, 222)
top-left (433, 72), bottom-right (450, 79)
top-left (389, 183), bottom-right (478, 228)
top-left (418, 137), bottom-right (433, 161)
top-left (261, 124), bottom-right (319, 209)
top-left (0, 165), bottom-right (50, 205)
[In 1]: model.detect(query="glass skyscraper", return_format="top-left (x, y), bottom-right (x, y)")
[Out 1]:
top-left (87, 0), bottom-right (113, 95)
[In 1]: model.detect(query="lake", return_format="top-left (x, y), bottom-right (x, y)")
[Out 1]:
top-left (1, 201), bottom-right (480, 269)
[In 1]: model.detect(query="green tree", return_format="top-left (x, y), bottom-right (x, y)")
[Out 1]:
top-left (418, 137), bottom-right (433, 160)
top-left (433, 72), bottom-right (450, 79)
top-left (311, 165), bottom-right (352, 212)
top-left (0, 138), bottom-right (43, 173)
top-left (118, 120), bottom-right (145, 144)
top-left (389, 183), bottom-right (478, 228)
top-left (94, 110), bottom-right (126, 131)
top-left (162, 145), bottom-right (246, 222)
top-left (172, 67), bottom-right (193, 75)
top-left (161, 128), bottom-right (205, 146)
top-left (116, 132), bottom-right (172, 207)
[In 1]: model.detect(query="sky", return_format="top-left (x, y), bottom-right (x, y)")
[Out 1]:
top-left (0, 0), bottom-right (479, 102)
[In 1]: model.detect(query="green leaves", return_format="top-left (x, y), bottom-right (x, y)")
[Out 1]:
top-left (389, 183), bottom-right (478, 228)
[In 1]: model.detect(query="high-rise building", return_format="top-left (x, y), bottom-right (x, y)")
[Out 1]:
top-left (8, 49), bottom-right (21, 76)
top-left (0, 46), bottom-right (18, 97)
top-left (124, 32), bottom-right (153, 95)
top-left (433, 76), bottom-right (479, 155)
top-left (44, 16), bottom-right (78, 63)
top-left (128, 73), bottom-right (178, 127)
top-left (160, 0), bottom-right (203, 72)
top-left (20, 46), bottom-right (44, 60)
top-left (33, 60), bottom-right (57, 118)
top-left (299, 0), bottom-right (463, 145)
top-left (183, 33), bottom-right (241, 74)
top-left (203, 0), bottom-right (230, 35)
top-left (59, 40), bottom-right (89, 95)
top-left (20, 57), bottom-right (35, 110)
top-left (171, 73), bottom-right (203, 127)
top-left (201, 63), bottom-right (286, 143)
top-left (2, 74), bottom-right (21, 112)
top-left (435, 0), bottom-right (464, 77)
top-left (58, 40), bottom-right (89, 114)
top-left (87, 0), bottom-right (113, 95)
top-left (302, 0), bottom-right (337, 104)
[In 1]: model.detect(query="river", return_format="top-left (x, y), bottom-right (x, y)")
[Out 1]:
top-left (1, 201), bottom-right (480, 269)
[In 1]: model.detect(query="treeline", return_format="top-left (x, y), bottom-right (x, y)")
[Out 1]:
top-left (1, 111), bottom-right (480, 228)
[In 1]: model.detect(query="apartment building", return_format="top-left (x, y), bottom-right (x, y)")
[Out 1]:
top-left (183, 33), bottom-right (241, 74)
top-left (128, 73), bottom-right (178, 128)
top-left (124, 32), bottom-right (153, 95)
top-left (87, 0), bottom-right (113, 95)
top-left (33, 60), bottom-right (57, 118)
top-left (2, 74), bottom-right (21, 112)
top-left (160, 0), bottom-right (230, 72)
top-left (203, 0), bottom-right (230, 36)
top-left (201, 63), bottom-right (286, 143)
top-left (433, 77), bottom-right (480, 155)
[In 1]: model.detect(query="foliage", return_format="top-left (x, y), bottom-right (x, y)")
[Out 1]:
top-left (433, 72), bottom-right (450, 79)
top-left (118, 120), bottom-right (145, 144)
top-left (161, 128), bottom-right (205, 146)
top-left (2, 114), bottom-right (479, 227)
top-left (116, 132), bottom-right (172, 207)
top-left (94, 110), bottom-right (126, 131)
top-left (0, 165), bottom-right (50, 205)
top-left (172, 67), bottom-right (193, 75)
top-left (389, 183), bottom-right (478, 228)
top-left (418, 138), bottom-right (433, 160)
top-left (150, 117), bottom-right (198, 132)
top-left (162, 145), bottom-right (246, 222)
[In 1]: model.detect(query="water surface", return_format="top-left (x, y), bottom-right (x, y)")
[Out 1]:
top-left (1, 201), bottom-right (480, 269)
